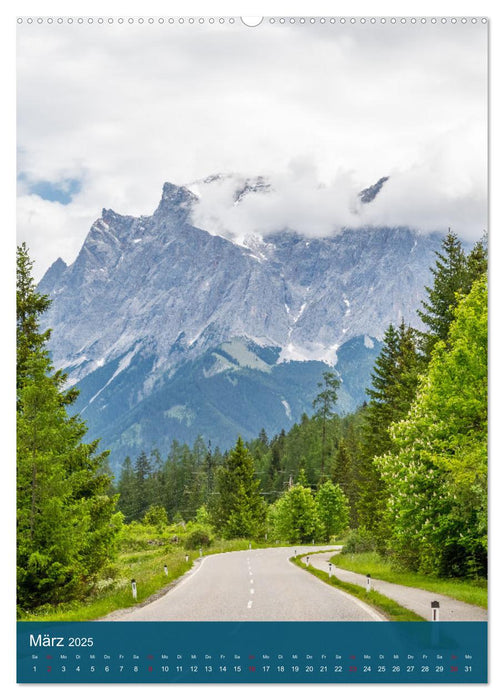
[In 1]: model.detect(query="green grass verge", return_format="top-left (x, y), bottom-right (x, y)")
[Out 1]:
top-left (17, 538), bottom-right (284, 622)
top-left (330, 551), bottom-right (487, 609)
top-left (291, 555), bottom-right (425, 621)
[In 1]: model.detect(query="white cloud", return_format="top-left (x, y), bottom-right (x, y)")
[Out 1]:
top-left (16, 19), bottom-right (488, 278)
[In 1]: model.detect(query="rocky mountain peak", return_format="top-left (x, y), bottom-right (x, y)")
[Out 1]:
top-left (37, 175), bottom-right (441, 467)
top-left (156, 182), bottom-right (198, 216)
top-left (359, 176), bottom-right (390, 204)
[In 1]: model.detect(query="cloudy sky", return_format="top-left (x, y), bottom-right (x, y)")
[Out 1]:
top-left (17, 17), bottom-right (488, 278)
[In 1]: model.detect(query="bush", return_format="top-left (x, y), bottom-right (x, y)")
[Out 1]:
top-left (342, 527), bottom-right (377, 554)
top-left (184, 528), bottom-right (213, 549)
top-left (142, 505), bottom-right (169, 529)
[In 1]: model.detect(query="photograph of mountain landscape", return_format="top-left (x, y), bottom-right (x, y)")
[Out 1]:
top-left (16, 15), bottom-right (488, 684)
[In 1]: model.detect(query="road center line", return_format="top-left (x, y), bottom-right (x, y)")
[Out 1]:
top-left (250, 588), bottom-right (255, 595)
top-left (247, 600), bottom-right (253, 608)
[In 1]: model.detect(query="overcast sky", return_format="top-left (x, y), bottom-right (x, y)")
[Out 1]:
top-left (17, 18), bottom-right (488, 278)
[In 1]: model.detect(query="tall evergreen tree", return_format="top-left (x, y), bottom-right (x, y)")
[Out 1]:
top-left (417, 229), bottom-right (487, 359)
top-left (117, 456), bottom-right (138, 523)
top-left (133, 451), bottom-right (152, 518)
top-left (210, 437), bottom-right (266, 538)
top-left (357, 321), bottom-right (422, 535)
top-left (467, 233), bottom-right (488, 281)
top-left (312, 370), bottom-right (340, 476)
top-left (17, 245), bottom-right (121, 610)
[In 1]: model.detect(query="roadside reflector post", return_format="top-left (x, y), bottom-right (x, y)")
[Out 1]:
top-left (249, 542), bottom-right (252, 549)
top-left (265, 533), bottom-right (268, 540)
top-left (431, 601), bottom-right (440, 646)
top-left (185, 554), bottom-right (189, 562)
top-left (131, 579), bottom-right (137, 600)
top-left (294, 549), bottom-right (297, 557)
top-left (366, 573), bottom-right (371, 593)
top-left (199, 548), bottom-right (203, 558)
top-left (312, 539), bottom-right (315, 545)
top-left (306, 556), bottom-right (310, 566)
top-left (329, 562), bottom-right (332, 577)
top-left (163, 564), bottom-right (168, 576)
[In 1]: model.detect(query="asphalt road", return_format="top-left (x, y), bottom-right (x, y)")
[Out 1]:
top-left (104, 546), bottom-right (384, 622)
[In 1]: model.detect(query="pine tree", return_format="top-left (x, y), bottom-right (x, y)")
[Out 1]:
top-left (17, 243), bottom-right (51, 391)
top-left (210, 437), bottom-right (266, 538)
top-left (17, 245), bottom-right (121, 610)
top-left (117, 457), bottom-right (138, 523)
top-left (133, 451), bottom-right (152, 518)
top-left (417, 229), bottom-right (483, 359)
top-left (312, 370), bottom-right (340, 476)
top-left (357, 321), bottom-right (422, 535)
top-left (467, 233), bottom-right (488, 281)
top-left (331, 438), bottom-right (351, 491)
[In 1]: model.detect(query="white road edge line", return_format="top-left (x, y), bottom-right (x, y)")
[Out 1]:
top-left (160, 554), bottom-right (208, 594)
top-left (288, 549), bottom-right (385, 622)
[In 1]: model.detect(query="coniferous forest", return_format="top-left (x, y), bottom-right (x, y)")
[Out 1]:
top-left (16, 230), bottom-right (488, 614)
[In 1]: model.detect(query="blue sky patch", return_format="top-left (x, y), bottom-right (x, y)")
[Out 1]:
top-left (18, 173), bottom-right (82, 205)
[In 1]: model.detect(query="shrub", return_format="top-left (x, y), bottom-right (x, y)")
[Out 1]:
top-left (184, 528), bottom-right (213, 549)
top-left (342, 527), bottom-right (377, 554)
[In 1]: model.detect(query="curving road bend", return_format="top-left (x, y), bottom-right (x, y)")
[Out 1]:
top-left (103, 546), bottom-right (384, 622)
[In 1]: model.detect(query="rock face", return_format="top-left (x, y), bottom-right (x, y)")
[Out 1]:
top-left (38, 178), bottom-right (441, 470)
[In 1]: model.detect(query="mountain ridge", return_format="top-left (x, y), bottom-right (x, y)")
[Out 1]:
top-left (38, 177), bottom-right (441, 469)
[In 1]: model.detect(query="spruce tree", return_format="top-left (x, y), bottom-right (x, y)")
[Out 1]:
top-left (17, 245), bottom-right (121, 610)
top-left (357, 321), bottom-right (422, 535)
top-left (417, 229), bottom-right (487, 359)
top-left (117, 456), bottom-right (138, 522)
top-left (312, 370), bottom-right (340, 476)
top-left (210, 437), bottom-right (266, 538)
top-left (133, 451), bottom-right (152, 518)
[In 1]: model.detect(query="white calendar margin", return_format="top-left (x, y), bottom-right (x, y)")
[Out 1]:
top-left (2, 0), bottom-right (501, 698)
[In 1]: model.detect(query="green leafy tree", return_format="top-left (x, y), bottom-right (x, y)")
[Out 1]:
top-left (142, 504), bottom-right (169, 529)
top-left (272, 484), bottom-right (320, 543)
top-left (210, 437), bottom-right (266, 538)
top-left (315, 481), bottom-right (349, 540)
top-left (378, 275), bottom-right (487, 577)
top-left (296, 467), bottom-right (309, 487)
top-left (312, 370), bottom-right (340, 476)
top-left (195, 505), bottom-right (211, 525)
top-left (16, 245), bottom-right (121, 610)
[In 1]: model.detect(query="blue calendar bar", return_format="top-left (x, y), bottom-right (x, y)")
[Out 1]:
top-left (17, 621), bottom-right (487, 683)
